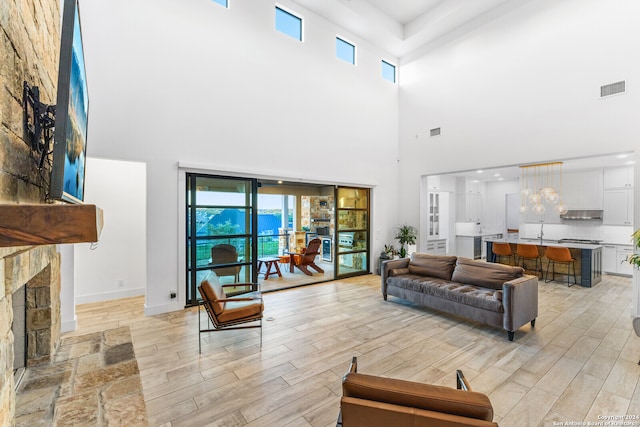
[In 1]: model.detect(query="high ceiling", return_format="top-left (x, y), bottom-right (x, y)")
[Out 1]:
top-left (440, 152), bottom-right (636, 183)
top-left (291, 0), bottom-right (520, 58)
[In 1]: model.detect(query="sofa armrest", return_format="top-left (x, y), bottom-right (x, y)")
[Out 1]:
top-left (502, 274), bottom-right (539, 332)
top-left (342, 372), bottom-right (494, 422)
top-left (380, 258), bottom-right (410, 296)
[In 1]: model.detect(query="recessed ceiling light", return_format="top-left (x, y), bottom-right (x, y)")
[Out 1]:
top-left (476, 170), bottom-right (483, 174)
top-left (617, 154), bottom-right (629, 159)
top-left (498, 178), bottom-right (504, 181)
top-left (277, 180), bottom-right (283, 184)
top-left (626, 160), bottom-right (635, 165)
top-left (494, 173), bottom-right (501, 177)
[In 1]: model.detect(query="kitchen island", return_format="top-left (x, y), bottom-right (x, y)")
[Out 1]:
top-left (485, 238), bottom-right (602, 287)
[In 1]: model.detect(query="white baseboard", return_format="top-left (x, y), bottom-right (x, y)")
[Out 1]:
top-left (61, 316), bottom-right (77, 333)
top-left (75, 287), bottom-right (145, 305)
top-left (144, 300), bottom-right (183, 316)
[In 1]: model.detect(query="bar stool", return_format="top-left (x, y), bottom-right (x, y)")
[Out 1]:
top-left (492, 242), bottom-right (514, 265)
top-left (516, 244), bottom-right (542, 279)
top-left (544, 246), bottom-right (576, 287)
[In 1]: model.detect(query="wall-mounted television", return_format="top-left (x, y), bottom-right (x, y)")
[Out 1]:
top-left (50, 0), bottom-right (89, 204)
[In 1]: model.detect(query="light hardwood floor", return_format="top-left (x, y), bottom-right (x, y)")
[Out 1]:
top-left (66, 273), bottom-right (640, 427)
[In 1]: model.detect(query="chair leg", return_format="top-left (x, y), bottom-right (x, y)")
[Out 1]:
top-left (308, 262), bottom-right (324, 274)
top-left (537, 258), bottom-right (542, 279)
top-left (544, 259), bottom-right (552, 283)
top-left (296, 265), bottom-right (313, 276)
top-left (198, 304), bottom-right (202, 354)
top-left (568, 261), bottom-right (576, 288)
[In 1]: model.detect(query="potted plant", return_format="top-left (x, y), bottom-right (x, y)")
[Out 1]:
top-left (395, 224), bottom-right (417, 258)
top-left (626, 229), bottom-right (640, 269)
top-left (381, 244), bottom-right (396, 260)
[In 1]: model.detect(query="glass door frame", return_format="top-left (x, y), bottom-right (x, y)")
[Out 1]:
top-left (334, 186), bottom-right (371, 279)
top-left (185, 173), bottom-right (258, 307)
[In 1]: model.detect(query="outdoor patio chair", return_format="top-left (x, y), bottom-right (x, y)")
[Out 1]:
top-left (288, 237), bottom-right (324, 276)
top-left (210, 244), bottom-right (241, 282)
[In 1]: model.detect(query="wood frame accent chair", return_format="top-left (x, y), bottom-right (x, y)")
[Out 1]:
top-left (198, 272), bottom-right (263, 353)
top-left (287, 238), bottom-right (324, 276)
top-left (336, 356), bottom-right (498, 427)
top-left (210, 244), bottom-right (241, 282)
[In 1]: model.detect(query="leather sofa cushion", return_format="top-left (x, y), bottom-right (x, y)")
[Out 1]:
top-left (389, 268), bottom-right (410, 276)
top-left (343, 372), bottom-right (494, 422)
top-left (387, 276), bottom-right (503, 312)
top-left (409, 253), bottom-right (458, 281)
top-left (452, 257), bottom-right (524, 290)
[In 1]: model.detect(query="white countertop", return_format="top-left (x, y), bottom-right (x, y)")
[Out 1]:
top-left (484, 237), bottom-right (603, 250)
top-left (456, 233), bottom-right (503, 237)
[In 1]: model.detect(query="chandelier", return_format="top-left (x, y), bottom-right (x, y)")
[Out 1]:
top-left (519, 162), bottom-right (568, 215)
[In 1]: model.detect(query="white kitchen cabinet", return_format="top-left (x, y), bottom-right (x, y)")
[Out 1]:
top-left (604, 244), bottom-right (634, 276)
top-left (603, 245), bottom-right (617, 273)
top-left (456, 177), bottom-right (483, 222)
top-left (428, 192), bottom-right (440, 237)
top-left (426, 175), bottom-right (455, 192)
top-left (426, 239), bottom-right (447, 255)
top-left (427, 175), bottom-right (440, 191)
top-left (561, 170), bottom-right (603, 209)
top-left (604, 166), bottom-right (634, 189)
top-left (455, 236), bottom-right (475, 259)
top-left (456, 193), bottom-right (482, 222)
top-left (603, 189), bottom-right (633, 225)
top-left (617, 246), bottom-right (634, 276)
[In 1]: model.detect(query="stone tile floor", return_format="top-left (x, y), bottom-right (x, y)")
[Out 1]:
top-left (15, 326), bottom-right (148, 426)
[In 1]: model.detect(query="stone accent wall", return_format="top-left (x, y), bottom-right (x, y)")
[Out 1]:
top-left (301, 196), bottom-right (335, 235)
top-left (0, 0), bottom-right (62, 425)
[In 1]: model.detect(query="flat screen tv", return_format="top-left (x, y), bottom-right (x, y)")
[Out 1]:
top-left (50, 0), bottom-right (89, 204)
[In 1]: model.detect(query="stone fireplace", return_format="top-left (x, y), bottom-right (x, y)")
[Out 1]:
top-left (1, 245), bottom-right (61, 426)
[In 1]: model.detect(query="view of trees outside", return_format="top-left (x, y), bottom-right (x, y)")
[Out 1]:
top-left (194, 194), bottom-right (295, 265)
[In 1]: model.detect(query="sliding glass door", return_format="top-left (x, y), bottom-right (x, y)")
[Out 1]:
top-left (335, 187), bottom-right (370, 278)
top-left (186, 174), bottom-right (257, 306)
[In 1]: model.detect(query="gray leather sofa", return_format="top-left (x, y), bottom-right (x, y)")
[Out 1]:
top-left (381, 253), bottom-right (538, 341)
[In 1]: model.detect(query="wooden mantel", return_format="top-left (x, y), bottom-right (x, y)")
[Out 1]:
top-left (0, 204), bottom-right (103, 247)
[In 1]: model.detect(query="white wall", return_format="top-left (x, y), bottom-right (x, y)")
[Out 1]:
top-left (58, 244), bottom-right (76, 332)
top-left (79, 0), bottom-right (399, 313)
top-left (74, 158), bottom-right (147, 304)
top-left (483, 180), bottom-right (520, 235)
top-left (398, 0), bottom-right (640, 227)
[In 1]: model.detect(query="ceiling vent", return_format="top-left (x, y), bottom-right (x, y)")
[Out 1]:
top-left (430, 127), bottom-right (441, 137)
top-left (600, 80), bottom-right (626, 97)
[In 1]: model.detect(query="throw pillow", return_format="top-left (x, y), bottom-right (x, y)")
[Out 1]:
top-left (451, 257), bottom-right (524, 290)
top-left (408, 253), bottom-right (458, 281)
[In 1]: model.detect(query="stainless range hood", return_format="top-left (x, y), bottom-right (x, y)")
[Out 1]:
top-left (560, 209), bottom-right (603, 220)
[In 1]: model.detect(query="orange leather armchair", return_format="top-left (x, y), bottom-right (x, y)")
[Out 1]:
top-left (337, 357), bottom-right (498, 427)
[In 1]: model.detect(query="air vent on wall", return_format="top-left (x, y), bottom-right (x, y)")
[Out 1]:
top-left (430, 127), bottom-right (441, 137)
top-left (601, 80), bottom-right (626, 97)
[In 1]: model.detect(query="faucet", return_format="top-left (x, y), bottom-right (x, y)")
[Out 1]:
top-left (538, 223), bottom-right (544, 245)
